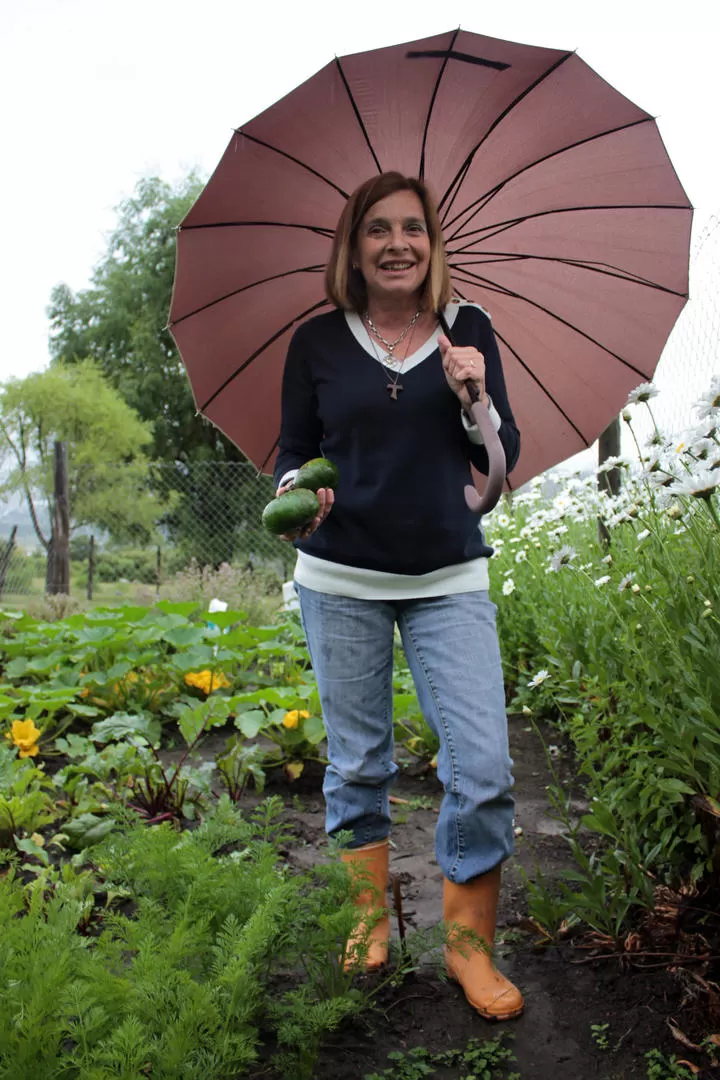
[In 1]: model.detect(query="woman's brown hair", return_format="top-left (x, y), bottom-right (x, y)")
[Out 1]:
top-left (325, 172), bottom-right (453, 313)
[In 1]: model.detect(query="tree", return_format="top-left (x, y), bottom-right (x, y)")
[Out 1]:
top-left (47, 174), bottom-right (240, 466)
top-left (0, 362), bottom-right (163, 590)
top-left (46, 174), bottom-right (273, 569)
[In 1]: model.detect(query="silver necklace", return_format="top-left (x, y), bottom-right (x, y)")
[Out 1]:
top-left (364, 309), bottom-right (422, 357)
top-left (363, 312), bottom-right (420, 400)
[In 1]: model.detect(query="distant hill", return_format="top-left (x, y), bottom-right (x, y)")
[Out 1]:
top-left (0, 493), bottom-right (49, 550)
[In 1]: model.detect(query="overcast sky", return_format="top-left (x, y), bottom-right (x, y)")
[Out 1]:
top-left (2, 0), bottom-right (718, 391)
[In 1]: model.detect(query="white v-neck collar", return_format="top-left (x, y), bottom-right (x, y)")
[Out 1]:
top-left (345, 302), bottom-right (462, 373)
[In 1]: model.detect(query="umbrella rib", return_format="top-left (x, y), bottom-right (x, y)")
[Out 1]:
top-left (449, 203), bottom-right (690, 248)
top-left (171, 266), bottom-right (327, 326)
top-left (451, 265), bottom-right (649, 379)
top-left (437, 49), bottom-right (574, 218)
top-left (418, 27), bottom-right (461, 180)
top-left (447, 251), bottom-right (688, 298)
top-left (181, 220), bottom-right (335, 238)
top-left (335, 57), bottom-right (383, 174)
top-left (239, 133), bottom-right (350, 199)
top-left (443, 117), bottom-right (656, 235)
top-left (199, 299), bottom-right (330, 412)
top-left (452, 283), bottom-right (590, 445)
top-left (259, 434), bottom-right (281, 474)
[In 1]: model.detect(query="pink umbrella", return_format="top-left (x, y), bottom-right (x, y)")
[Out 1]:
top-left (169, 28), bottom-right (692, 492)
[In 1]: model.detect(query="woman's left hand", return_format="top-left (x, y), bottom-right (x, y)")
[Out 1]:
top-left (438, 334), bottom-right (489, 411)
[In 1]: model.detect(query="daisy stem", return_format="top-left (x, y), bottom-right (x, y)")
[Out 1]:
top-left (701, 494), bottom-right (720, 532)
top-left (643, 400), bottom-right (663, 442)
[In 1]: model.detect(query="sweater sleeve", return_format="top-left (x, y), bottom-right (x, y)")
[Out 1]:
top-left (463, 310), bottom-right (520, 477)
top-left (274, 324), bottom-right (324, 489)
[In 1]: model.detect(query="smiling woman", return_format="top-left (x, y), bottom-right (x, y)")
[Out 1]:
top-left (274, 170), bottom-right (524, 1022)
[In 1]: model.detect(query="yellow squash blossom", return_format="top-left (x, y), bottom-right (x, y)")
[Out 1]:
top-left (282, 709), bottom-right (310, 730)
top-left (184, 670), bottom-right (231, 694)
top-left (4, 718), bottom-right (41, 758)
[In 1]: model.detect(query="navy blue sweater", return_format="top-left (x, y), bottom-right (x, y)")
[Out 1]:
top-left (275, 304), bottom-right (520, 576)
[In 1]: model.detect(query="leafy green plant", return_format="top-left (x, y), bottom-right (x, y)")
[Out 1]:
top-left (644, 1048), bottom-right (695, 1079)
top-left (392, 666), bottom-right (439, 766)
top-left (0, 743), bottom-right (57, 849)
top-left (215, 737), bottom-right (267, 800)
top-left (0, 797), bottom-right (370, 1080)
top-left (591, 1022), bottom-right (610, 1050)
top-left (364, 1033), bottom-right (518, 1079)
top-left (485, 387), bottom-right (720, 937)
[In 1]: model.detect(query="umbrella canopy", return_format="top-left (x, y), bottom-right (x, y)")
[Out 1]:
top-left (169, 28), bottom-right (692, 488)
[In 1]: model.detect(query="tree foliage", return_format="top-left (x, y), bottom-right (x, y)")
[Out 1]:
top-left (47, 174), bottom-right (240, 465)
top-left (0, 362), bottom-right (161, 550)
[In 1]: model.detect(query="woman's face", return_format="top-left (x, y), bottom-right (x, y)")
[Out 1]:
top-left (354, 189), bottom-right (431, 307)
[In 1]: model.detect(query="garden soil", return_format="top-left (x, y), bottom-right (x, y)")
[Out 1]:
top-left (229, 716), bottom-right (720, 1080)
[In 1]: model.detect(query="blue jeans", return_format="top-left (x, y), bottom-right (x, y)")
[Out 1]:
top-left (295, 584), bottom-right (515, 883)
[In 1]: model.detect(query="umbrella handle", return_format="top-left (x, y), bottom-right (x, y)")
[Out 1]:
top-left (463, 382), bottom-right (506, 515)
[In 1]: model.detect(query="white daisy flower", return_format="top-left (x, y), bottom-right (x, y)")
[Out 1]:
top-left (618, 572), bottom-right (636, 591)
top-left (625, 382), bottom-right (659, 405)
top-left (671, 470), bottom-right (720, 500)
top-left (515, 549), bottom-right (528, 563)
top-left (548, 545), bottom-right (577, 572)
top-left (636, 529), bottom-right (651, 541)
top-left (693, 376), bottom-right (720, 421)
top-left (527, 669), bottom-right (550, 689)
top-left (594, 575), bottom-right (611, 587)
top-left (502, 578), bottom-right (516, 596)
top-left (597, 455), bottom-right (629, 474)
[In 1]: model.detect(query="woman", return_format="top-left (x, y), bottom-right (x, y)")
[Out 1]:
top-left (274, 172), bottom-right (523, 1021)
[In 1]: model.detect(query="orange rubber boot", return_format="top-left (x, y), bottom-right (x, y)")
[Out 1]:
top-left (443, 868), bottom-right (524, 1020)
top-left (340, 838), bottom-right (390, 971)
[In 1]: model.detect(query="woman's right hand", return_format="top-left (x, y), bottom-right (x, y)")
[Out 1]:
top-left (275, 483), bottom-right (334, 541)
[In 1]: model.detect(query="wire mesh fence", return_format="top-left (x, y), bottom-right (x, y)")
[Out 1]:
top-left (629, 210), bottom-right (720, 446)
top-left (0, 462), bottom-right (296, 603)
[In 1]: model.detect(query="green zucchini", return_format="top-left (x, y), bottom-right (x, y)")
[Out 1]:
top-left (262, 488), bottom-right (319, 535)
top-left (293, 457), bottom-right (340, 492)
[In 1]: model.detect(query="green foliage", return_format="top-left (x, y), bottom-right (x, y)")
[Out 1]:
top-left (487, 393), bottom-right (720, 929)
top-left (45, 173), bottom-right (295, 567)
top-left (0, 360), bottom-right (160, 547)
top-left (392, 661), bottom-right (440, 766)
top-left (0, 743), bottom-right (57, 849)
top-left (48, 175), bottom-right (209, 465)
top-left (0, 798), bottom-right (366, 1079)
top-left (216, 738), bottom-right (267, 800)
top-left (364, 1034), bottom-right (518, 1079)
top-left (644, 1048), bottom-right (695, 1079)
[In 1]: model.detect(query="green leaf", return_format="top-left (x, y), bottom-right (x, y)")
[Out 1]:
top-left (234, 710), bottom-right (266, 739)
top-left (162, 626), bottom-right (208, 648)
top-left (4, 657), bottom-right (28, 679)
top-left (202, 609), bottom-right (246, 630)
top-left (14, 835), bottom-right (49, 865)
top-left (90, 713), bottom-right (159, 745)
top-left (170, 645), bottom-right (217, 672)
top-left (107, 660), bottom-right (133, 681)
top-left (303, 715), bottom-right (326, 745)
top-left (59, 813), bottom-right (116, 850)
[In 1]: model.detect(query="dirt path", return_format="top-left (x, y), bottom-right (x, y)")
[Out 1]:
top-left (257, 716), bottom-right (711, 1079)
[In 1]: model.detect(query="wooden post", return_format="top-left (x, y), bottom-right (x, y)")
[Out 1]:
top-left (46, 441), bottom-right (70, 595)
top-left (0, 526), bottom-right (18, 598)
top-left (597, 417), bottom-right (621, 548)
top-left (87, 534), bottom-right (95, 601)
top-left (156, 544), bottom-right (162, 600)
